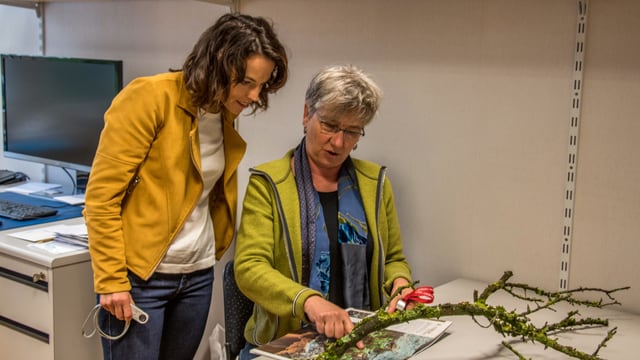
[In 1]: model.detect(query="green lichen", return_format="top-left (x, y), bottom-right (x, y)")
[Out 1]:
top-left (318, 271), bottom-right (628, 360)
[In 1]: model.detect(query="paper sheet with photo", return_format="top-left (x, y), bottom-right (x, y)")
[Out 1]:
top-left (387, 317), bottom-right (451, 339)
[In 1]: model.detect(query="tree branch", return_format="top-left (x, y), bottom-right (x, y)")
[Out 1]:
top-left (319, 271), bottom-right (630, 360)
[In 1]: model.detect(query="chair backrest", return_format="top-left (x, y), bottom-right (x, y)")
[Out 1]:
top-left (223, 259), bottom-right (254, 360)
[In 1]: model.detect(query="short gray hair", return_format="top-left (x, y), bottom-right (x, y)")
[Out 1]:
top-left (305, 64), bottom-right (382, 126)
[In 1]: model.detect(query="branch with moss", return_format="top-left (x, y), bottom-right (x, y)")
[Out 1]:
top-left (318, 271), bottom-right (629, 360)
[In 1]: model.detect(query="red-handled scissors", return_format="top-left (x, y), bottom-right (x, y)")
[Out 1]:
top-left (396, 286), bottom-right (434, 311)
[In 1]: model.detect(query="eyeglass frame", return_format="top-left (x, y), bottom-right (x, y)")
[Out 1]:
top-left (315, 116), bottom-right (366, 141)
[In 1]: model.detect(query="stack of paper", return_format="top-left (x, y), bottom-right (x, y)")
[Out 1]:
top-left (53, 224), bottom-right (88, 248)
top-left (10, 223), bottom-right (88, 247)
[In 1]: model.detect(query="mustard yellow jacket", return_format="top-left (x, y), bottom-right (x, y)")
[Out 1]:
top-left (84, 72), bottom-right (246, 294)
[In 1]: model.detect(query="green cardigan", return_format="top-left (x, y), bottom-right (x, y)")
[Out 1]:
top-left (234, 149), bottom-right (412, 345)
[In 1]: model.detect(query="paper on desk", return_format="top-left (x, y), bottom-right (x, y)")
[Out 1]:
top-left (9, 228), bottom-right (56, 242)
top-left (54, 193), bottom-right (85, 205)
top-left (48, 223), bottom-right (88, 236)
top-left (5, 182), bottom-right (62, 195)
top-left (9, 223), bottom-right (87, 242)
top-left (29, 240), bottom-right (85, 254)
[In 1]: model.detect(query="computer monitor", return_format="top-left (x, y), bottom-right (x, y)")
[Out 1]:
top-left (1, 54), bottom-right (123, 173)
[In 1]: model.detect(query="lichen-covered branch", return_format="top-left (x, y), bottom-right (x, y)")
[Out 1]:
top-left (318, 271), bottom-right (629, 360)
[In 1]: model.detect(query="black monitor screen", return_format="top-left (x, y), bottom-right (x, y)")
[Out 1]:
top-left (1, 54), bottom-right (122, 172)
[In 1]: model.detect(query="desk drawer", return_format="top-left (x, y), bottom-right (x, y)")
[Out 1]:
top-left (0, 255), bottom-right (52, 334)
top-left (0, 320), bottom-right (51, 359)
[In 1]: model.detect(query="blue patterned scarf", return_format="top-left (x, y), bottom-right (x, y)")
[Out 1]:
top-left (294, 138), bottom-right (368, 299)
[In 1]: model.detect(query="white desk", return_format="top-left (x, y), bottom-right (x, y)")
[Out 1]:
top-left (254, 278), bottom-right (640, 359)
top-left (409, 278), bottom-right (640, 359)
top-left (0, 217), bottom-right (101, 360)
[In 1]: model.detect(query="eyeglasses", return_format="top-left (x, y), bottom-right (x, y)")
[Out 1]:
top-left (317, 118), bottom-right (365, 141)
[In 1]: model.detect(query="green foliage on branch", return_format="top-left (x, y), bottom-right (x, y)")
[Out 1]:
top-left (318, 271), bottom-right (629, 360)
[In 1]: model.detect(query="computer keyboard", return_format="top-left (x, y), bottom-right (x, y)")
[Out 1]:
top-left (0, 198), bottom-right (58, 220)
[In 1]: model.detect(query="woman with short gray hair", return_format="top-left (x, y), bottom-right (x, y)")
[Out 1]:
top-left (234, 64), bottom-right (413, 359)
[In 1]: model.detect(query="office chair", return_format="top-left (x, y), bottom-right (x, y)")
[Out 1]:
top-left (223, 260), bottom-right (254, 360)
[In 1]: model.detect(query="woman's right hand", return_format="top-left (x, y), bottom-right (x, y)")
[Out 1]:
top-left (304, 296), bottom-right (365, 349)
top-left (99, 292), bottom-right (133, 321)
top-left (304, 295), bottom-right (354, 339)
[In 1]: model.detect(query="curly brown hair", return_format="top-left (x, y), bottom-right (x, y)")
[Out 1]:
top-left (182, 13), bottom-right (288, 114)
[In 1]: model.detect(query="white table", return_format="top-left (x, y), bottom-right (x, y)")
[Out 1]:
top-left (410, 278), bottom-right (640, 359)
top-left (255, 278), bottom-right (640, 359)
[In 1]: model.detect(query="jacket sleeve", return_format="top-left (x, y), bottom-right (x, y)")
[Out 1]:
top-left (83, 77), bottom-right (162, 294)
top-left (234, 171), bottom-right (321, 323)
top-left (380, 176), bottom-right (413, 296)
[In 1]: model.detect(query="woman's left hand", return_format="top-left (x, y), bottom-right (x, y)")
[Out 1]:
top-left (388, 278), bottom-right (414, 313)
top-left (389, 280), bottom-right (435, 312)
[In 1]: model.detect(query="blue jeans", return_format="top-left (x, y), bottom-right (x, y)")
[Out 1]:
top-left (99, 267), bottom-right (214, 360)
top-left (239, 342), bottom-right (258, 360)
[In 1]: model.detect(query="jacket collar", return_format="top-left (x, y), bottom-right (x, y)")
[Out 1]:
top-left (175, 72), bottom-right (198, 119)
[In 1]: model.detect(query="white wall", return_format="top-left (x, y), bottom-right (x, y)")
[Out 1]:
top-left (0, 5), bottom-right (40, 54)
top-left (236, 0), bottom-right (640, 314)
top-left (1, 0), bottom-right (639, 358)
top-left (0, 4), bottom-right (47, 180)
